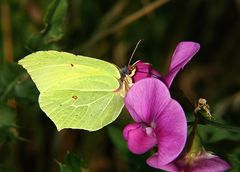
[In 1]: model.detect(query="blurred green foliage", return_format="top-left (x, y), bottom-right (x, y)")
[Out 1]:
top-left (27, 0), bottom-right (68, 51)
top-left (0, 0), bottom-right (240, 171)
top-left (0, 104), bottom-right (18, 144)
top-left (58, 152), bottom-right (88, 172)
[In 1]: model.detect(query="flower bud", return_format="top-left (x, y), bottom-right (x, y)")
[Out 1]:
top-left (131, 60), bottom-right (161, 82)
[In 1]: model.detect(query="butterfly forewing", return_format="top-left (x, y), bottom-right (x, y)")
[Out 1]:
top-left (19, 50), bottom-right (124, 131)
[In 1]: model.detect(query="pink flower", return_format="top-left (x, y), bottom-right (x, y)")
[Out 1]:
top-left (149, 149), bottom-right (231, 172)
top-left (132, 41), bottom-right (200, 88)
top-left (131, 60), bottom-right (161, 82)
top-left (123, 78), bottom-right (187, 166)
top-left (147, 116), bottom-right (231, 172)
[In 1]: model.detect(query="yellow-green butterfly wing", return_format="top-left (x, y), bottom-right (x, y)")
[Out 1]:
top-left (19, 50), bottom-right (124, 131)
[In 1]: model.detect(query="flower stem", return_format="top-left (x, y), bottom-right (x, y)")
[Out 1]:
top-left (186, 117), bottom-right (199, 153)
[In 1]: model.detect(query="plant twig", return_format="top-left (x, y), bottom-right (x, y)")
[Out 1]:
top-left (81, 0), bottom-right (169, 49)
top-left (1, 2), bottom-right (14, 62)
top-left (95, 0), bottom-right (130, 32)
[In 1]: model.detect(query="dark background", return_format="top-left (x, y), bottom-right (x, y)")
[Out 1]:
top-left (0, 0), bottom-right (240, 171)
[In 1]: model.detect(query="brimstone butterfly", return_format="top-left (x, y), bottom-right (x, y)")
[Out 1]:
top-left (18, 50), bottom-right (138, 131)
top-left (19, 41), bottom-right (200, 131)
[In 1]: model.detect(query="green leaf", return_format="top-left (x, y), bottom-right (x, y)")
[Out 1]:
top-left (0, 63), bottom-right (23, 102)
top-left (0, 164), bottom-right (13, 172)
top-left (0, 105), bottom-right (16, 128)
top-left (0, 63), bottom-right (38, 104)
top-left (108, 126), bottom-right (129, 161)
top-left (59, 165), bottom-right (71, 172)
top-left (197, 124), bottom-right (240, 143)
top-left (13, 74), bottom-right (39, 105)
top-left (228, 147), bottom-right (240, 172)
top-left (107, 126), bottom-right (159, 172)
top-left (18, 51), bottom-right (124, 131)
top-left (199, 116), bottom-right (240, 133)
top-left (27, 0), bottom-right (68, 51)
top-left (59, 153), bottom-right (88, 172)
top-left (0, 105), bottom-right (18, 143)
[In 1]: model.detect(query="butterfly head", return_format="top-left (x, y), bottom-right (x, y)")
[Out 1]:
top-left (118, 60), bottom-right (161, 97)
top-left (117, 40), bottom-right (161, 96)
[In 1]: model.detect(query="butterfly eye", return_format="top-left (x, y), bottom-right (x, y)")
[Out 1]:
top-left (120, 66), bottom-right (130, 76)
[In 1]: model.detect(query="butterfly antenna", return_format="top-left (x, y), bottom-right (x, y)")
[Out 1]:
top-left (128, 40), bottom-right (143, 66)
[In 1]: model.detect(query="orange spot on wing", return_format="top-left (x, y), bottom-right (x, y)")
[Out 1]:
top-left (72, 95), bottom-right (78, 100)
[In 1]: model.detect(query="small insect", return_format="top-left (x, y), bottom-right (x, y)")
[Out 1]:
top-left (194, 98), bottom-right (213, 119)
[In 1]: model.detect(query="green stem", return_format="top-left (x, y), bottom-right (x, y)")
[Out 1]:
top-left (200, 118), bottom-right (240, 133)
top-left (186, 117), bottom-right (199, 153)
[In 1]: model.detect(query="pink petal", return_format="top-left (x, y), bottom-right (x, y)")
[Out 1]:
top-left (164, 41), bottom-right (200, 88)
top-left (149, 153), bottom-right (230, 172)
top-left (147, 154), bottom-right (179, 171)
top-left (147, 99), bottom-right (187, 166)
top-left (132, 61), bottom-right (161, 82)
top-left (189, 153), bottom-right (231, 172)
top-left (124, 78), bottom-right (171, 124)
top-left (151, 68), bottom-right (161, 79)
top-left (123, 123), bottom-right (157, 154)
top-left (123, 123), bottom-right (140, 140)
